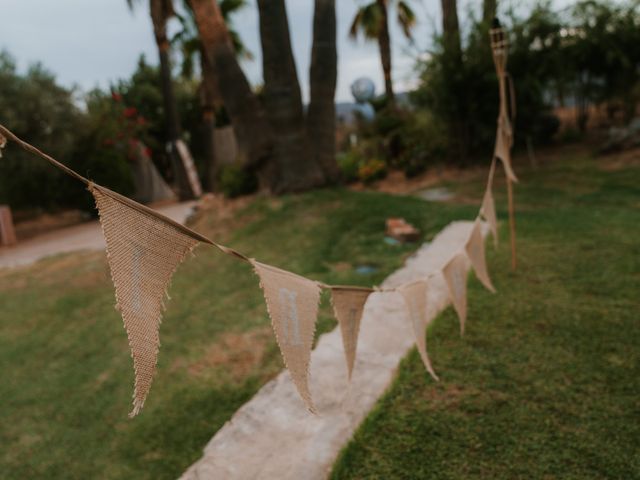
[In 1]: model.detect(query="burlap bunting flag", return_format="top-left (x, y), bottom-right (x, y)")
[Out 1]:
top-left (90, 185), bottom-right (199, 417)
top-left (399, 281), bottom-right (439, 381)
top-left (465, 219), bottom-right (496, 293)
top-left (251, 260), bottom-right (321, 412)
top-left (480, 187), bottom-right (498, 247)
top-left (330, 288), bottom-right (371, 380)
top-left (442, 254), bottom-right (468, 335)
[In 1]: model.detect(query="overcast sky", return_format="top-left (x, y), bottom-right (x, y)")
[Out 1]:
top-left (0, 0), bottom-right (575, 103)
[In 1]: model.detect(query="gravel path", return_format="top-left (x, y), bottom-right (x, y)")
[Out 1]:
top-left (180, 220), bottom-right (483, 480)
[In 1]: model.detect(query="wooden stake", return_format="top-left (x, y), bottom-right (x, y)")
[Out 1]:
top-left (506, 177), bottom-right (517, 270)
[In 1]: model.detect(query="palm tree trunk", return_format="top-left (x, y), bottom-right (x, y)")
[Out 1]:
top-left (482, 0), bottom-right (497, 24)
top-left (257, 0), bottom-right (325, 192)
top-left (150, 0), bottom-right (195, 199)
top-left (440, 0), bottom-right (467, 162)
top-left (188, 0), bottom-right (273, 184)
top-left (307, 0), bottom-right (339, 181)
top-left (199, 49), bottom-right (218, 192)
top-left (441, 0), bottom-right (462, 63)
top-left (376, 0), bottom-right (395, 104)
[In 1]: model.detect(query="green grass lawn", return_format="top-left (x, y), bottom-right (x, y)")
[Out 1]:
top-left (0, 181), bottom-right (473, 479)
top-left (330, 148), bottom-right (640, 479)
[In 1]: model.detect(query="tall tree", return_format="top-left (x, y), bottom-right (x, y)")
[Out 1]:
top-left (441, 0), bottom-right (462, 62)
top-left (257, 0), bottom-right (324, 192)
top-left (307, 0), bottom-right (340, 181)
top-left (440, 0), bottom-right (466, 161)
top-left (483, 0), bottom-right (497, 24)
top-left (127, 0), bottom-right (198, 199)
top-left (188, 0), bottom-right (273, 183)
top-left (349, 0), bottom-right (416, 104)
top-left (189, 0), bottom-right (338, 193)
top-left (175, 0), bottom-right (252, 191)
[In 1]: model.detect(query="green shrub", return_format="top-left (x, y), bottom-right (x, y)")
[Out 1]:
top-left (393, 111), bottom-right (448, 177)
top-left (217, 164), bottom-right (257, 198)
top-left (357, 158), bottom-right (387, 184)
top-left (65, 136), bottom-right (136, 214)
top-left (337, 151), bottom-right (361, 183)
top-left (558, 126), bottom-right (582, 143)
top-left (531, 112), bottom-right (561, 143)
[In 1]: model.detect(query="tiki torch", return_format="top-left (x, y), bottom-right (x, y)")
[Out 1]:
top-left (490, 17), bottom-right (517, 270)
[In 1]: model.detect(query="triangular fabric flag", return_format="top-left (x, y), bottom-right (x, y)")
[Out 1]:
top-left (480, 187), bottom-right (498, 247)
top-left (442, 254), bottom-right (468, 335)
top-left (465, 219), bottom-right (496, 293)
top-left (330, 287), bottom-right (371, 380)
top-left (251, 260), bottom-right (321, 412)
top-left (90, 185), bottom-right (199, 417)
top-left (399, 280), bottom-right (439, 381)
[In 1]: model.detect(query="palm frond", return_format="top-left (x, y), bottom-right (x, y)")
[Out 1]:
top-left (362, 3), bottom-right (384, 38)
top-left (230, 30), bottom-right (254, 60)
top-left (349, 8), bottom-right (365, 40)
top-left (125, 0), bottom-right (141, 11)
top-left (180, 38), bottom-right (200, 78)
top-left (349, 3), bottom-right (384, 41)
top-left (220, 0), bottom-right (249, 20)
top-left (397, 1), bottom-right (417, 41)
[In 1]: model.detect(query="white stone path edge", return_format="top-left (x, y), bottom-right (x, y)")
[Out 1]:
top-left (180, 220), bottom-right (487, 480)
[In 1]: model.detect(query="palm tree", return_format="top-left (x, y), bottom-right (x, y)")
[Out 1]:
top-left (349, 0), bottom-right (416, 104)
top-left (187, 0), bottom-right (273, 185)
top-left (189, 0), bottom-right (338, 193)
top-left (257, 0), bottom-right (325, 192)
top-left (483, 0), bottom-right (497, 24)
top-left (126, 0), bottom-right (198, 199)
top-left (308, 0), bottom-right (340, 181)
top-left (439, 0), bottom-right (465, 160)
top-left (174, 0), bottom-right (252, 191)
top-left (441, 0), bottom-right (462, 61)
top-left (176, 0), bottom-right (252, 79)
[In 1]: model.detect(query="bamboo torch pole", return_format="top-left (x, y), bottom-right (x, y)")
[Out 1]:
top-left (490, 18), bottom-right (517, 270)
top-left (506, 174), bottom-right (516, 269)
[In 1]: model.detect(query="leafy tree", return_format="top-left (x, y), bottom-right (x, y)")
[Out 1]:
top-left (567, 0), bottom-right (640, 125)
top-left (0, 52), bottom-right (83, 210)
top-left (349, 0), bottom-right (417, 104)
top-left (0, 50), bottom-right (204, 213)
top-left (111, 56), bottom-right (201, 183)
top-left (412, 0), bottom-right (639, 163)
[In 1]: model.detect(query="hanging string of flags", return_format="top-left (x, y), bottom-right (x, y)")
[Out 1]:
top-left (0, 26), bottom-right (517, 418)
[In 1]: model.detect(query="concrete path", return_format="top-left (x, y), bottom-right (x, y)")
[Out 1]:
top-left (181, 220), bottom-right (482, 480)
top-left (0, 201), bottom-right (197, 269)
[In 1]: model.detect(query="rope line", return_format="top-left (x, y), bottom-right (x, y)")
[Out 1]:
top-left (0, 122), bottom-right (496, 295)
